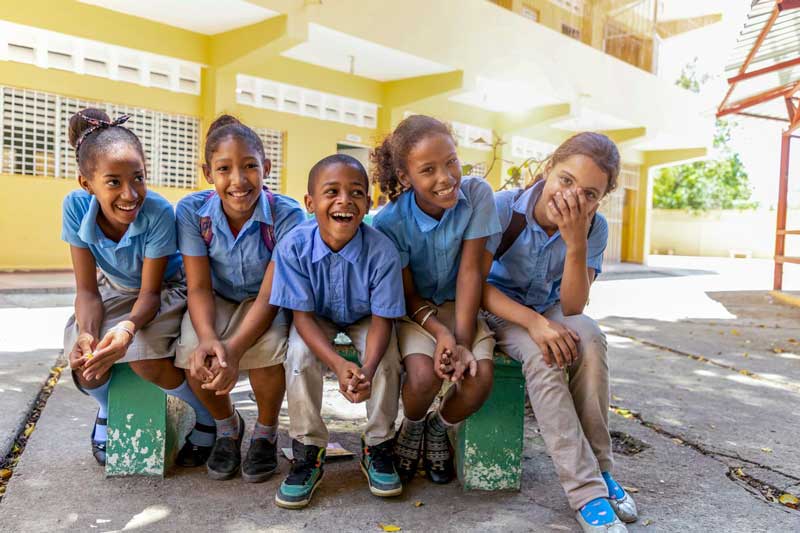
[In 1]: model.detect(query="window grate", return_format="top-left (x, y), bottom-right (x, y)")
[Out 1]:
top-left (255, 126), bottom-right (285, 193)
top-left (0, 86), bottom-right (199, 188)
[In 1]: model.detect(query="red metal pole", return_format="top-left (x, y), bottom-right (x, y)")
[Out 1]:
top-left (774, 132), bottom-right (791, 290)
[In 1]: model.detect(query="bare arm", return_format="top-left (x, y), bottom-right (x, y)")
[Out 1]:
top-left (124, 256), bottom-right (168, 331)
top-left (183, 254), bottom-right (219, 344)
top-left (70, 245), bottom-right (104, 339)
top-left (224, 260), bottom-right (280, 363)
top-left (453, 237), bottom-right (487, 347)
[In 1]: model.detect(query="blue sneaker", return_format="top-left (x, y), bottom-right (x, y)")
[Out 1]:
top-left (275, 440), bottom-right (325, 509)
top-left (361, 436), bottom-right (402, 497)
top-left (575, 498), bottom-right (627, 532)
top-left (602, 472), bottom-right (638, 523)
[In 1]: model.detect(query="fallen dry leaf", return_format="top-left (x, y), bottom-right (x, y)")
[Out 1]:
top-left (772, 347), bottom-right (784, 354)
top-left (379, 525), bottom-right (401, 532)
top-left (23, 423), bottom-right (34, 438)
top-left (761, 447), bottom-right (773, 453)
top-left (742, 352), bottom-right (749, 357)
top-left (643, 519), bottom-right (654, 526)
top-left (779, 493), bottom-right (799, 506)
top-left (0, 469), bottom-right (11, 480)
top-left (414, 501), bottom-right (424, 508)
top-left (730, 329), bottom-right (741, 336)
top-left (623, 486), bottom-right (639, 494)
top-left (671, 437), bottom-right (684, 445)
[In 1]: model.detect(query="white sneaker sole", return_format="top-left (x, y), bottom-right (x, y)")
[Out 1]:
top-left (360, 462), bottom-right (403, 497)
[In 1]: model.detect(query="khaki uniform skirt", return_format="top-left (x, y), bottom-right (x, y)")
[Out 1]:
top-left (63, 272), bottom-right (187, 363)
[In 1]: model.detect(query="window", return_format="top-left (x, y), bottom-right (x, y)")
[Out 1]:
top-left (0, 86), bottom-right (199, 188)
top-left (255, 127), bottom-right (285, 192)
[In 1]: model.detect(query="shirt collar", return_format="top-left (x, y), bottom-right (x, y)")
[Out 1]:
top-left (410, 187), bottom-right (468, 233)
top-left (311, 224), bottom-right (364, 264)
top-left (77, 195), bottom-right (147, 247)
top-left (197, 190), bottom-right (272, 228)
top-left (251, 189), bottom-right (273, 225)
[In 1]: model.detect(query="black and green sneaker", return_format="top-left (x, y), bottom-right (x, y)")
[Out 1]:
top-left (275, 440), bottom-right (325, 509)
top-left (361, 436), bottom-right (402, 497)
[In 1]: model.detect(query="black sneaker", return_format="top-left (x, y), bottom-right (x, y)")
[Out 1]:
top-left (175, 422), bottom-right (216, 467)
top-left (423, 412), bottom-right (455, 484)
top-left (275, 440), bottom-right (325, 509)
top-left (361, 436), bottom-right (402, 497)
top-left (393, 417), bottom-right (424, 483)
top-left (242, 438), bottom-right (278, 483)
top-left (91, 413), bottom-right (107, 466)
top-left (206, 411), bottom-right (244, 480)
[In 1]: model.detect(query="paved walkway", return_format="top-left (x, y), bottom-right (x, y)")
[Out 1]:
top-left (0, 257), bottom-right (799, 532)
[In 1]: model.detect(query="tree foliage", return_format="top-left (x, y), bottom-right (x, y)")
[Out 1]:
top-left (653, 59), bottom-right (758, 212)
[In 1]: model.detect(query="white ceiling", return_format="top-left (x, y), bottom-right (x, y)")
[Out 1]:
top-left (449, 76), bottom-right (563, 113)
top-left (550, 107), bottom-right (638, 132)
top-left (78, 0), bottom-right (278, 34)
top-left (280, 23), bottom-right (454, 82)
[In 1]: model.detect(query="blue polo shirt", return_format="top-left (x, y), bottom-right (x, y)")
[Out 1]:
top-left (176, 189), bottom-right (305, 302)
top-left (487, 181), bottom-right (608, 313)
top-left (61, 189), bottom-right (182, 289)
top-left (372, 176), bottom-right (501, 305)
top-left (269, 220), bottom-right (405, 327)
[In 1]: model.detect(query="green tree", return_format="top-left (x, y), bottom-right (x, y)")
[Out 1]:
top-left (653, 59), bottom-right (758, 211)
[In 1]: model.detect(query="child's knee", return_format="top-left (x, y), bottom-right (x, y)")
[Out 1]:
top-left (465, 361), bottom-right (494, 403)
top-left (404, 364), bottom-right (442, 397)
top-left (563, 314), bottom-right (605, 346)
top-left (129, 359), bottom-right (175, 384)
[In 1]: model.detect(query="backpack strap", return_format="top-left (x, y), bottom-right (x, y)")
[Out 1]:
top-left (494, 190), bottom-right (526, 260)
top-left (259, 186), bottom-right (277, 253)
top-left (197, 190), bottom-right (217, 247)
top-left (197, 187), bottom-right (278, 251)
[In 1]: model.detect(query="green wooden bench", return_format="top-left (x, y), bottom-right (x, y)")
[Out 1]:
top-left (334, 333), bottom-right (526, 491)
top-left (105, 364), bottom-right (190, 477)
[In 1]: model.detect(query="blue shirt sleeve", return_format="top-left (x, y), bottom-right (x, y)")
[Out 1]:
top-left (373, 207), bottom-right (410, 268)
top-left (61, 192), bottom-right (88, 248)
top-left (273, 195), bottom-right (307, 243)
top-left (369, 245), bottom-right (406, 318)
top-left (464, 179), bottom-right (502, 242)
top-left (144, 203), bottom-right (178, 259)
top-left (176, 196), bottom-right (209, 257)
top-left (587, 214), bottom-right (608, 274)
top-left (269, 237), bottom-right (315, 312)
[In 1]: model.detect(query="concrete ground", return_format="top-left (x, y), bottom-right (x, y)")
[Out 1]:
top-left (1, 257), bottom-right (799, 532)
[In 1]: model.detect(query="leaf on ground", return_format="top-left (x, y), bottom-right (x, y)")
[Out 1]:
top-left (643, 519), bottom-right (654, 526)
top-left (734, 467), bottom-right (745, 477)
top-left (730, 329), bottom-right (741, 336)
top-left (0, 469), bottom-right (11, 480)
top-left (742, 352), bottom-right (749, 357)
top-left (379, 525), bottom-right (402, 532)
top-left (671, 437), bottom-right (684, 445)
top-left (413, 501), bottom-right (424, 507)
top-left (779, 493), bottom-right (799, 506)
top-left (772, 347), bottom-right (784, 354)
top-left (23, 423), bottom-right (34, 437)
top-left (761, 447), bottom-right (773, 453)
top-left (788, 338), bottom-right (798, 344)
top-left (623, 486), bottom-right (639, 494)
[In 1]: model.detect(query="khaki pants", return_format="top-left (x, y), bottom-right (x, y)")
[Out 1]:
top-left (485, 305), bottom-right (611, 510)
top-left (286, 316), bottom-right (401, 448)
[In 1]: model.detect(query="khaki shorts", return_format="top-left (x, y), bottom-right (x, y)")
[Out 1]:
top-left (175, 295), bottom-right (289, 370)
top-left (63, 272), bottom-right (187, 363)
top-left (396, 300), bottom-right (495, 361)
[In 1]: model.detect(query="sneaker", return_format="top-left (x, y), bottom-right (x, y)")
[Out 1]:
top-left (206, 411), bottom-right (244, 480)
top-left (175, 422), bottom-right (216, 467)
top-left (393, 417), bottom-right (424, 484)
top-left (360, 436), bottom-right (402, 497)
top-left (575, 498), bottom-right (628, 533)
top-left (275, 440), bottom-right (325, 509)
top-left (242, 438), bottom-right (279, 483)
top-left (91, 413), bottom-right (107, 466)
top-left (603, 472), bottom-right (638, 523)
top-left (423, 412), bottom-right (455, 484)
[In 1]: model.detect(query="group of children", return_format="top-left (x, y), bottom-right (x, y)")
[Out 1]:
top-left (62, 108), bottom-right (636, 532)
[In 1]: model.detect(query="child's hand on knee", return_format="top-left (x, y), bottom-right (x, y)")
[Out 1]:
top-left (189, 339), bottom-right (227, 383)
top-left (433, 331), bottom-right (457, 381)
top-left (69, 333), bottom-right (96, 370)
top-left (201, 355), bottom-right (239, 396)
top-left (83, 323), bottom-right (134, 380)
top-left (526, 317), bottom-right (580, 369)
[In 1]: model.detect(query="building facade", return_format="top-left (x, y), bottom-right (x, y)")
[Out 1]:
top-left (0, 0), bottom-right (715, 269)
